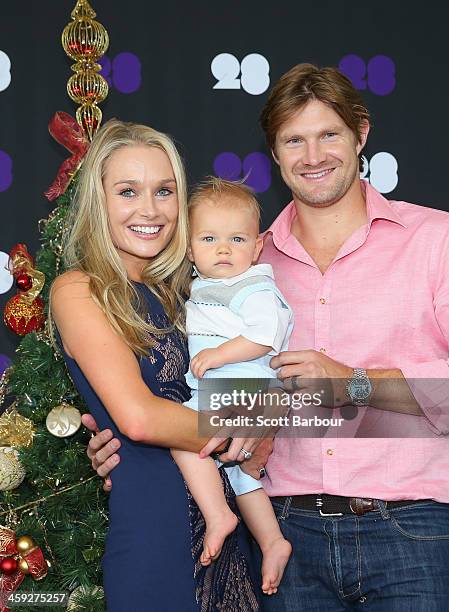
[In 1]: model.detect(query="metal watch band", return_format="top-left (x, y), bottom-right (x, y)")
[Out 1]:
top-left (353, 368), bottom-right (368, 378)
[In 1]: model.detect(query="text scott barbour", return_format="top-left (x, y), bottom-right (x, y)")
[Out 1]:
top-left (208, 414), bottom-right (344, 428)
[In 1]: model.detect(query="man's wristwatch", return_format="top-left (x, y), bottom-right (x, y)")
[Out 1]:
top-left (346, 368), bottom-right (372, 406)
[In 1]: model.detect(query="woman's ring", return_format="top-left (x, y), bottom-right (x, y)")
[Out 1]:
top-left (258, 467), bottom-right (266, 478)
top-left (240, 448), bottom-right (252, 460)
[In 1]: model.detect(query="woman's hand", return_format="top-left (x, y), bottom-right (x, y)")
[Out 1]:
top-left (199, 435), bottom-right (264, 463)
top-left (82, 414), bottom-right (121, 492)
top-left (200, 386), bottom-right (285, 462)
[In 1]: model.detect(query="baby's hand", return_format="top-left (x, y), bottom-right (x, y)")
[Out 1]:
top-left (190, 348), bottom-right (225, 378)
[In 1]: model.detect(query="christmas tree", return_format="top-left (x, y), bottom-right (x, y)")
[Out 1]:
top-left (0, 2), bottom-right (110, 610)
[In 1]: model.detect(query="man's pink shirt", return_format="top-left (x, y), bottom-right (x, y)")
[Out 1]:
top-left (259, 181), bottom-right (449, 502)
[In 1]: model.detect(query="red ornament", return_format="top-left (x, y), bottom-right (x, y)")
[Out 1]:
top-left (15, 273), bottom-right (33, 292)
top-left (0, 557), bottom-right (18, 575)
top-left (0, 527), bottom-right (48, 606)
top-left (3, 243), bottom-right (46, 337)
top-left (3, 295), bottom-right (45, 336)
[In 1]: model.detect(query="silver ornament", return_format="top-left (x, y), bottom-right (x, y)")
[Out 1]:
top-left (0, 446), bottom-right (25, 490)
top-left (46, 403), bottom-right (81, 437)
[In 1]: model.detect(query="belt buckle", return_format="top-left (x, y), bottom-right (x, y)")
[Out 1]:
top-left (316, 495), bottom-right (343, 517)
top-left (349, 497), bottom-right (375, 516)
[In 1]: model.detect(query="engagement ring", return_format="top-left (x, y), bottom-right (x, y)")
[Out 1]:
top-left (240, 447), bottom-right (252, 460)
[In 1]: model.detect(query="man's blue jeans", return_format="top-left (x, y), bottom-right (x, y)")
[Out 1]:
top-left (251, 498), bottom-right (449, 611)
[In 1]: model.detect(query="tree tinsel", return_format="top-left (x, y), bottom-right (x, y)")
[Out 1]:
top-left (1, 179), bottom-right (109, 612)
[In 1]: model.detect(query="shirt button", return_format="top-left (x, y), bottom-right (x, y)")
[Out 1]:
top-left (319, 298), bottom-right (326, 304)
top-left (319, 347), bottom-right (326, 353)
top-left (326, 449), bottom-right (333, 456)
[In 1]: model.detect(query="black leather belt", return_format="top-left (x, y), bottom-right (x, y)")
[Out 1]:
top-left (271, 494), bottom-right (432, 516)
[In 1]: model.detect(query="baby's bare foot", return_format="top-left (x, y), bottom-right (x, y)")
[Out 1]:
top-left (261, 537), bottom-right (292, 595)
top-left (200, 509), bottom-right (239, 566)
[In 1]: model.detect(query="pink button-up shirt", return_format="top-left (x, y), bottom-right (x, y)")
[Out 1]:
top-left (259, 180), bottom-right (449, 502)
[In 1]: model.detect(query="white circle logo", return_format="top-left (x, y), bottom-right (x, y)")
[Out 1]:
top-left (0, 251), bottom-right (13, 294)
top-left (361, 152), bottom-right (398, 193)
top-left (0, 51), bottom-right (11, 92)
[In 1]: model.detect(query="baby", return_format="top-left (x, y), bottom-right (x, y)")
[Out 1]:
top-left (171, 177), bottom-right (293, 595)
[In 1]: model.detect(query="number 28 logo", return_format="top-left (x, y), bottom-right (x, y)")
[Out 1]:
top-left (211, 53), bottom-right (270, 95)
top-left (361, 152), bottom-right (398, 193)
top-left (339, 54), bottom-right (396, 95)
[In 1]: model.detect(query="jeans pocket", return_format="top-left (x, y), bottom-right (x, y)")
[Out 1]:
top-left (389, 503), bottom-right (449, 541)
top-left (271, 499), bottom-right (291, 522)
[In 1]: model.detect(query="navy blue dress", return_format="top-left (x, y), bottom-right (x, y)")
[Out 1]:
top-left (59, 283), bottom-right (258, 612)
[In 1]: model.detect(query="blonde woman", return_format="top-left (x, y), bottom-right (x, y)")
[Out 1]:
top-left (50, 120), bottom-right (260, 611)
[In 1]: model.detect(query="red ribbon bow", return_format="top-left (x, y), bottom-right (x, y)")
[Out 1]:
top-left (0, 527), bottom-right (48, 612)
top-left (44, 111), bottom-right (89, 201)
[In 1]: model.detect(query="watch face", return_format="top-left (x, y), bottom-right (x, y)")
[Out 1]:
top-left (348, 379), bottom-right (372, 400)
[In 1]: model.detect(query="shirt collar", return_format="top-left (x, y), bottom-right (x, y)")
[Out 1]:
top-left (193, 263), bottom-right (274, 285)
top-left (263, 179), bottom-right (407, 248)
top-left (362, 180), bottom-right (407, 229)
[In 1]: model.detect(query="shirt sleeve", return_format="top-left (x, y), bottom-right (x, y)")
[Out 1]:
top-left (400, 228), bottom-right (449, 435)
top-left (236, 290), bottom-right (292, 353)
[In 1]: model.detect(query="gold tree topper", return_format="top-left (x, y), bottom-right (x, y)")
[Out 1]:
top-left (62, 0), bottom-right (109, 140)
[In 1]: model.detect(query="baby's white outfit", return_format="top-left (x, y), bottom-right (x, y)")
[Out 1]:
top-left (184, 263), bottom-right (294, 495)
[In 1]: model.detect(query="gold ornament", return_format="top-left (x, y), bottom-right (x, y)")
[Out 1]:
top-left (46, 403), bottom-right (82, 437)
top-left (67, 70), bottom-right (108, 105)
top-left (67, 585), bottom-right (104, 611)
top-left (18, 558), bottom-right (30, 574)
top-left (0, 407), bottom-right (35, 448)
top-left (61, 0), bottom-right (109, 140)
top-left (16, 535), bottom-right (35, 554)
top-left (0, 447), bottom-right (25, 491)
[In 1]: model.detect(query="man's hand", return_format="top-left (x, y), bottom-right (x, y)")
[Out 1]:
top-left (271, 349), bottom-right (352, 380)
top-left (82, 413), bottom-right (121, 492)
top-left (190, 348), bottom-right (225, 378)
top-left (239, 438), bottom-right (274, 479)
top-left (271, 349), bottom-right (352, 407)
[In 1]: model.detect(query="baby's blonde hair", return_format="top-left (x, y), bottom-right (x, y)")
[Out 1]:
top-left (188, 176), bottom-right (260, 227)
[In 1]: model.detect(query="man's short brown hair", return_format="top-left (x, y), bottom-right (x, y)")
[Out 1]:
top-left (260, 63), bottom-right (370, 152)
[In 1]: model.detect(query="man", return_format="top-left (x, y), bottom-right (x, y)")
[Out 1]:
top-left (84, 64), bottom-right (449, 610)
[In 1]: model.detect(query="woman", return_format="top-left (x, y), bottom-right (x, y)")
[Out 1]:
top-left (50, 119), bottom-right (261, 611)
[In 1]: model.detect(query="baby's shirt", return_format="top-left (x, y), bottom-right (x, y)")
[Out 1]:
top-left (185, 264), bottom-right (294, 388)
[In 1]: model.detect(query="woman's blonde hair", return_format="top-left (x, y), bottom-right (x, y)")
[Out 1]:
top-left (62, 118), bottom-right (191, 355)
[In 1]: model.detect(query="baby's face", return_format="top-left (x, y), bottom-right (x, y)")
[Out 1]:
top-left (188, 198), bottom-right (263, 279)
